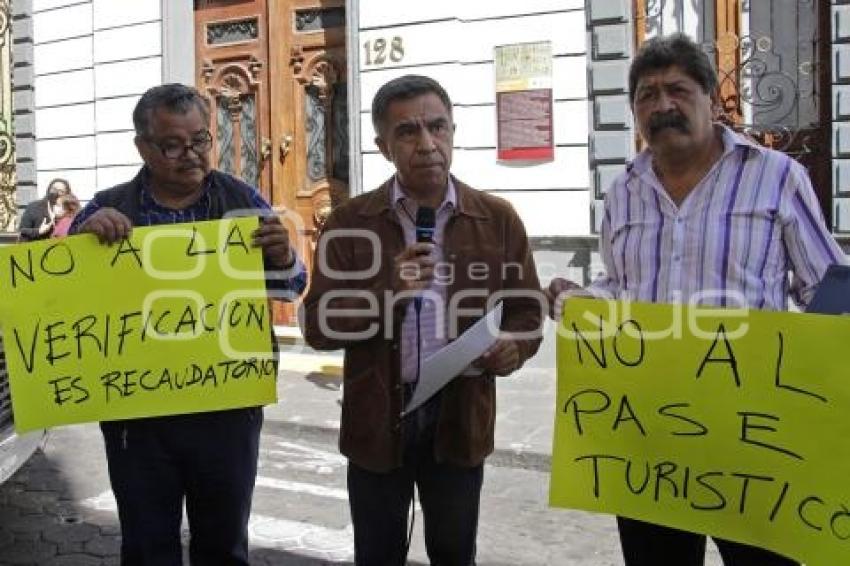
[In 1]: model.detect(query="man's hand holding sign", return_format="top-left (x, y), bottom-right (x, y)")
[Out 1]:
top-left (0, 217), bottom-right (277, 431)
top-left (551, 298), bottom-right (850, 565)
top-left (543, 32), bottom-right (847, 566)
top-left (0, 84), bottom-right (309, 563)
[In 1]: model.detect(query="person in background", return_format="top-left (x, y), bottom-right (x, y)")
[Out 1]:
top-left (52, 192), bottom-right (81, 238)
top-left (18, 178), bottom-right (70, 241)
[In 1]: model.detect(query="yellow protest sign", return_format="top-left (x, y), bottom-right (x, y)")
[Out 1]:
top-left (550, 298), bottom-right (850, 565)
top-left (0, 217), bottom-right (277, 432)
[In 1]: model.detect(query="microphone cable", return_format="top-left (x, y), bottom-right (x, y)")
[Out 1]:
top-left (402, 302), bottom-right (421, 564)
top-left (399, 202), bottom-right (435, 564)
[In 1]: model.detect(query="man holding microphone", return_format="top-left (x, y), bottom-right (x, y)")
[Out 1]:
top-left (303, 75), bottom-right (543, 565)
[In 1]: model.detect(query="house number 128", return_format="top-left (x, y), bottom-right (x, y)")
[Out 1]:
top-left (363, 37), bottom-right (405, 66)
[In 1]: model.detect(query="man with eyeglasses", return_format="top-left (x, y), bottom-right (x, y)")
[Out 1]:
top-left (69, 83), bottom-right (307, 565)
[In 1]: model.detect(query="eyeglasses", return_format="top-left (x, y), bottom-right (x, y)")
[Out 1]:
top-left (145, 130), bottom-right (213, 160)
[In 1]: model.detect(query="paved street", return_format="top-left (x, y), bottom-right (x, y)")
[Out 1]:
top-left (0, 428), bottom-right (623, 565)
top-left (0, 429), bottom-right (628, 565)
top-left (0, 331), bottom-right (723, 565)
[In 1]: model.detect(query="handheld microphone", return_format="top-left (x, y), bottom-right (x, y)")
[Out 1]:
top-left (415, 207), bottom-right (436, 244)
top-left (414, 207), bottom-right (436, 313)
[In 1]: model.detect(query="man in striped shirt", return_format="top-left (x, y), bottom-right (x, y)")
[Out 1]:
top-left (546, 33), bottom-right (843, 565)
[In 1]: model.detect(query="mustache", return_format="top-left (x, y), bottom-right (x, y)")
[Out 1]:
top-left (648, 112), bottom-right (689, 135)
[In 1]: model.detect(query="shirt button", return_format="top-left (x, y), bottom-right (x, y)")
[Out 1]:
top-left (676, 218), bottom-right (683, 224)
top-left (673, 255), bottom-right (681, 262)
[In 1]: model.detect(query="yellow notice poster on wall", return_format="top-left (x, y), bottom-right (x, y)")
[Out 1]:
top-left (0, 217), bottom-right (277, 432)
top-left (494, 41), bottom-right (552, 92)
top-left (550, 298), bottom-right (850, 565)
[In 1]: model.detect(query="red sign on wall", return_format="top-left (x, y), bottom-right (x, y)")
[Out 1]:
top-left (497, 89), bottom-right (554, 160)
top-left (495, 42), bottom-right (554, 162)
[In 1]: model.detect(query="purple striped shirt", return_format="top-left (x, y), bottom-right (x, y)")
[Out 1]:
top-left (393, 177), bottom-right (457, 383)
top-left (590, 125), bottom-right (844, 310)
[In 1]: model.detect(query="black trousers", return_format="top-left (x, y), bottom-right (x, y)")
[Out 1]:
top-left (101, 407), bottom-right (263, 566)
top-left (617, 517), bottom-right (799, 566)
top-left (347, 395), bottom-right (483, 566)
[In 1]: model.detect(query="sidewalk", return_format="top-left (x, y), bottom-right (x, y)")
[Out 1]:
top-left (266, 320), bottom-right (559, 471)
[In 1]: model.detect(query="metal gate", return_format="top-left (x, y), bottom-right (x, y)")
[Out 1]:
top-left (634, 0), bottom-right (831, 223)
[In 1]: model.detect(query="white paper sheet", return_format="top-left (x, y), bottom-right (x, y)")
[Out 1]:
top-left (402, 302), bottom-right (504, 416)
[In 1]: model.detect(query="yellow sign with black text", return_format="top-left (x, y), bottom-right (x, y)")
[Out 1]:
top-left (551, 298), bottom-right (850, 565)
top-left (0, 218), bottom-right (276, 432)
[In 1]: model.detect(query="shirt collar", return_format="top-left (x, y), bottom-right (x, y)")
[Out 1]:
top-left (390, 176), bottom-right (457, 215)
top-left (628, 123), bottom-right (763, 179)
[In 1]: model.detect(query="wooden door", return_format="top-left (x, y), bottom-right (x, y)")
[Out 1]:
top-left (195, 0), bottom-right (273, 201)
top-left (196, 0), bottom-right (349, 326)
top-left (268, 0), bottom-right (348, 267)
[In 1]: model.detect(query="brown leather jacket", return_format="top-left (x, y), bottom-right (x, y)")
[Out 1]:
top-left (303, 177), bottom-right (543, 472)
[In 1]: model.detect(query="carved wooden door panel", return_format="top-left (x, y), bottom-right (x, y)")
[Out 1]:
top-left (195, 0), bottom-right (273, 200)
top-left (195, 0), bottom-right (349, 326)
top-left (268, 0), bottom-right (348, 270)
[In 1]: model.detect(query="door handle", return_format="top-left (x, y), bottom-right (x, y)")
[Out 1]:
top-left (260, 137), bottom-right (272, 161)
top-left (280, 134), bottom-right (293, 160)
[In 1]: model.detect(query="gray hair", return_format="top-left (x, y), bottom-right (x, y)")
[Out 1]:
top-left (371, 75), bottom-right (453, 136)
top-left (132, 83), bottom-right (210, 137)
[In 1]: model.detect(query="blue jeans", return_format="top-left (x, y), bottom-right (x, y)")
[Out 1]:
top-left (101, 407), bottom-right (262, 565)
top-left (347, 395), bottom-right (483, 566)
